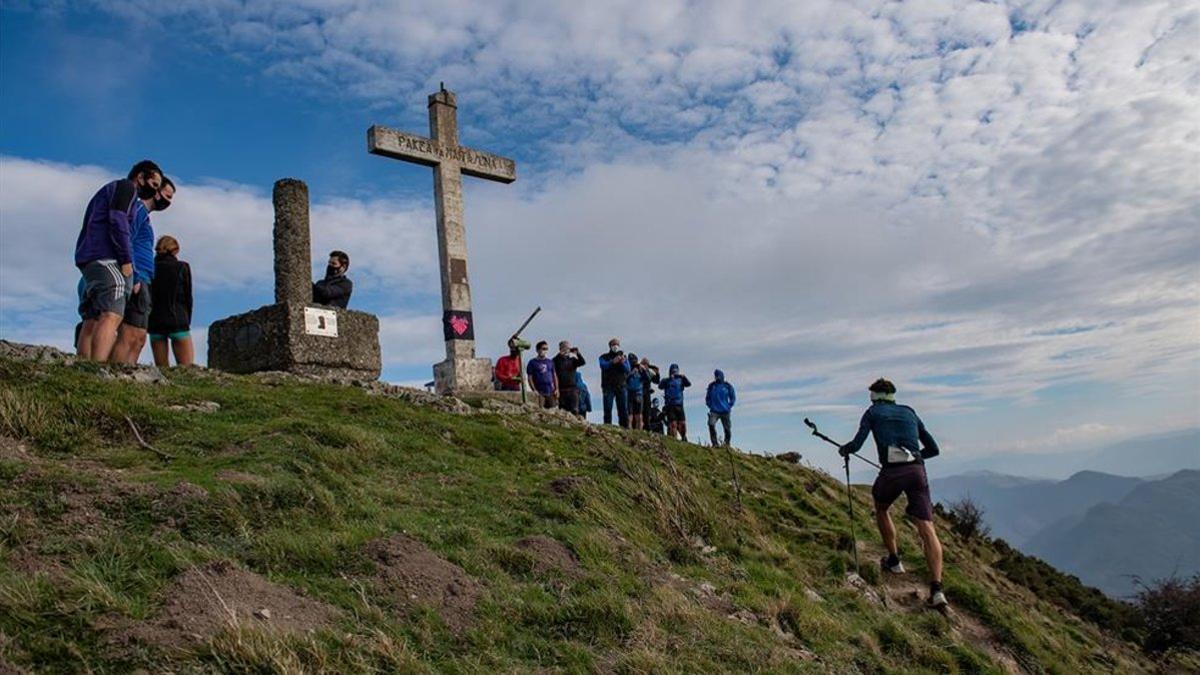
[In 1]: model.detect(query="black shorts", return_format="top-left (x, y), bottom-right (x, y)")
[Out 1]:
top-left (664, 404), bottom-right (686, 422)
top-left (123, 282), bottom-right (152, 329)
top-left (627, 391), bottom-right (644, 411)
top-left (872, 464), bottom-right (933, 522)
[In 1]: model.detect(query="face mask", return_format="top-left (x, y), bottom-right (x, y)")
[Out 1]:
top-left (326, 265), bottom-right (340, 277)
top-left (137, 177), bottom-right (158, 200)
top-left (610, 345), bottom-right (620, 353)
top-left (153, 195), bottom-right (171, 211)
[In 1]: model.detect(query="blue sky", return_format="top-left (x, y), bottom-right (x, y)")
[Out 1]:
top-left (1, 1), bottom-right (1197, 477)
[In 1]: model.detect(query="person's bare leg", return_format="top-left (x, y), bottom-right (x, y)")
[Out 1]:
top-left (78, 320), bottom-right (97, 359)
top-left (172, 338), bottom-right (194, 366)
top-left (151, 340), bottom-right (171, 368)
top-left (915, 520), bottom-right (943, 583)
top-left (89, 313), bottom-right (122, 362)
top-left (678, 421), bottom-right (688, 441)
top-left (112, 325), bottom-right (145, 364)
top-left (876, 505), bottom-right (899, 556)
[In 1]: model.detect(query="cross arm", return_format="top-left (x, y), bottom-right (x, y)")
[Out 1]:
top-left (368, 125), bottom-right (516, 184)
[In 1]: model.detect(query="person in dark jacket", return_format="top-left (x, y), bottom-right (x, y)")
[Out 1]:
top-left (646, 397), bottom-right (665, 434)
top-left (839, 378), bottom-right (947, 609)
top-left (705, 369), bottom-right (736, 447)
top-left (658, 364), bottom-right (691, 440)
top-left (312, 250), bottom-right (353, 308)
top-left (113, 177), bottom-right (176, 364)
top-left (75, 159), bottom-right (163, 361)
top-left (639, 358), bottom-right (660, 424)
top-left (553, 340), bottom-right (586, 415)
top-left (598, 338), bottom-right (631, 427)
top-left (147, 235), bottom-right (194, 367)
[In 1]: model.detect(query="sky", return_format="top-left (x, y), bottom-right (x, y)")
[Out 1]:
top-left (1, 0), bottom-right (1197, 478)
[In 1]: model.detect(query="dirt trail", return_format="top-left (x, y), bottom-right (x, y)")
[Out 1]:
top-left (879, 572), bottom-right (1023, 674)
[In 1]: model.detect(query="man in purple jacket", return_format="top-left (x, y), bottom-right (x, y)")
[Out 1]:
top-left (75, 160), bottom-right (163, 361)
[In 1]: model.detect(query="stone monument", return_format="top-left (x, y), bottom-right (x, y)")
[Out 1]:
top-left (207, 179), bottom-right (382, 379)
top-left (367, 85), bottom-right (516, 394)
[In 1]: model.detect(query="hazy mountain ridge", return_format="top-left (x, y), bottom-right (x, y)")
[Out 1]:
top-left (932, 469), bottom-right (1144, 546)
top-left (1024, 470), bottom-right (1200, 598)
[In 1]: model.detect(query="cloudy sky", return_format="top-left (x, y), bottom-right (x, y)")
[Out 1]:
top-left (1, 0), bottom-right (1197, 476)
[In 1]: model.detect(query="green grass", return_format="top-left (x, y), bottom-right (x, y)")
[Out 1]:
top-left (0, 355), bottom-right (1176, 673)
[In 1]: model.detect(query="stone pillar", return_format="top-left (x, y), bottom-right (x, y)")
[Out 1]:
top-left (273, 178), bottom-right (312, 305)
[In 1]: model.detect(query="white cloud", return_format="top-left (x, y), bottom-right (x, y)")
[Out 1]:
top-left (3, 0), bottom-right (1198, 459)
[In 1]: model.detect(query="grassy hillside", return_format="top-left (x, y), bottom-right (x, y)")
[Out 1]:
top-left (0, 347), bottom-right (1188, 673)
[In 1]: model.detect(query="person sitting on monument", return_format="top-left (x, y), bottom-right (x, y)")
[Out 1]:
top-left (526, 341), bottom-right (558, 408)
top-left (75, 159), bottom-right (164, 362)
top-left (494, 339), bottom-right (522, 391)
top-left (148, 234), bottom-right (194, 367)
top-left (112, 176), bottom-right (176, 364)
top-left (312, 250), bottom-right (353, 308)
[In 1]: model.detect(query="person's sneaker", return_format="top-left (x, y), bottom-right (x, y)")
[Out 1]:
top-left (928, 590), bottom-right (949, 609)
top-left (880, 554), bottom-right (905, 574)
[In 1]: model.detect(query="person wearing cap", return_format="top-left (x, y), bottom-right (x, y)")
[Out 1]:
top-left (839, 378), bottom-right (947, 609)
top-left (705, 369), bottom-right (736, 447)
top-left (598, 338), bottom-right (631, 426)
top-left (657, 363), bottom-right (691, 440)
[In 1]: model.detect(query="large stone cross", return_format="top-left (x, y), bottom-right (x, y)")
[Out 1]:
top-left (367, 86), bottom-right (516, 394)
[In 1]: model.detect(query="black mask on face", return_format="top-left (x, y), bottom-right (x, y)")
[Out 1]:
top-left (326, 265), bottom-right (340, 278)
top-left (153, 195), bottom-right (171, 211)
top-left (137, 176), bottom-right (159, 200)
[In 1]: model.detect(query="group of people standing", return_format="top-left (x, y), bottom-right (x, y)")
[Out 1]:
top-left (72, 159), bottom-right (358, 369)
top-left (494, 336), bottom-right (738, 446)
top-left (73, 159), bottom-right (194, 368)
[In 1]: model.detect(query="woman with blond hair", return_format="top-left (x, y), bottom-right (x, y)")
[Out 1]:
top-left (147, 235), bottom-right (194, 367)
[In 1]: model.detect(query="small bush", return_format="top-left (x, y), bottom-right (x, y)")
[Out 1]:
top-left (945, 497), bottom-right (990, 540)
top-left (1133, 574), bottom-right (1200, 654)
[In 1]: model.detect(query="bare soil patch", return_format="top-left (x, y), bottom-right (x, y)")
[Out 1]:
top-left (515, 535), bottom-right (581, 577)
top-left (364, 535), bottom-right (481, 633)
top-left (121, 560), bottom-right (338, 649)
top-left (547, 475), bottom-right (589, 495)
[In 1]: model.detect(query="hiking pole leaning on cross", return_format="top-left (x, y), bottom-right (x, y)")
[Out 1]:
top-left (804, 378), bottom-right (949, 610)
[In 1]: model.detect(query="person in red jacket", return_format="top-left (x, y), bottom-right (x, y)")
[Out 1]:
top-left (494, 341), bottom-right (522, 391)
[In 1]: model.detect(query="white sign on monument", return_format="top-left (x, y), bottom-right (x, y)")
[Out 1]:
top-left (304, 307), bottom-right (338, 337)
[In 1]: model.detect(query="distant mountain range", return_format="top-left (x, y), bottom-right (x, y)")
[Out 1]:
top-left (933, 468), bottom-right (1200, 598)
top-left (932, 470), bottom-right (1144, 546)
top-left (929, 428), bottom-right (1200, 479)
top-left (1025, 470), bottom-right (1200, 598)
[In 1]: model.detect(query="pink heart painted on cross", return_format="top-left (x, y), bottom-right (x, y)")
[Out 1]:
top-left (449, 315), bottom-right (470, 336)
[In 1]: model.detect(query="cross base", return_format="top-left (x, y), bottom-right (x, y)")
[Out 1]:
top-left (433, 355), bottom-right (494, 395)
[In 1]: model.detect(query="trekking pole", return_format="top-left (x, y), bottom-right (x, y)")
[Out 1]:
top-left (804, 418), bottom-right (870, 575)
top-left (803, 418), bottom-right (881, 469)
top-left (843, 453), bottom-right (861, 576)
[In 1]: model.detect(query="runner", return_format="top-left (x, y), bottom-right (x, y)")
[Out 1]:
top-left (839, 378), bottom-right (947, 609)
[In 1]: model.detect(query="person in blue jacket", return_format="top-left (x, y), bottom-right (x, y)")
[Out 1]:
top-left (839, 378), bottom-right (947, 609)
top-left (112, 177), bottom-right (176, 364)
top-left (625, 353), bottom-right (651, 430)
top-left (705, 369), bottom-right (736, 447)
top-left (657, 364), bottom-right (691, 440)
top-left (75, 160), bottom-right (163, 361)
top-left (575, 371), bottom-right (592, 418)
